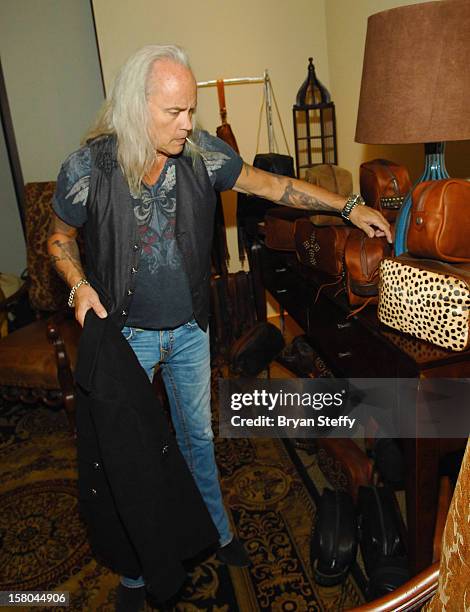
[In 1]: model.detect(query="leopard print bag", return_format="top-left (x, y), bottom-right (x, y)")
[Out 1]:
top-left (378, 255), bottom-right (470, 351)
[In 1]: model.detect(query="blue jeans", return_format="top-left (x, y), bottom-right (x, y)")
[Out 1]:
top-left (120, 319), bottom-right (232, 589)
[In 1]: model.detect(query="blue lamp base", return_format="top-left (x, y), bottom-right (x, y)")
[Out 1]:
top-left (394, 142), bottom-right (449, 255)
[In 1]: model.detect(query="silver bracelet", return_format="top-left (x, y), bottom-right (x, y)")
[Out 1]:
top-left (68, 278), bottom-right (90, 307)
top-left (341, 193), bottom-right (365, 221)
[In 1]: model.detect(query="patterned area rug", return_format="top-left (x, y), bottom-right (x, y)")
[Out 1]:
top-left (0, 376), bottom-right (365, 611)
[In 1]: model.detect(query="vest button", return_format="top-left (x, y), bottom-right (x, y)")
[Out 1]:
top-left (91, 488), bottom-right (97, 496)
top-left (93, 462), bottom-right (100, 470)
top-left (133, 244), bottom-right (139, 251)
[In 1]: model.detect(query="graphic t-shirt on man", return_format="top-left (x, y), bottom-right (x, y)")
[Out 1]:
top-left (53, 130), bottom-right (243, 329)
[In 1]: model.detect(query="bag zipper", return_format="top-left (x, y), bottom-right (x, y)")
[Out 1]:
top-left (376, 160), bottom-right (401, 196)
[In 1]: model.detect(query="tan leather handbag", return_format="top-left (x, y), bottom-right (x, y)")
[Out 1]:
top-left (305, 164), bottom-right (352, 226)
top-left (407, 179), bottom-right (470, 263)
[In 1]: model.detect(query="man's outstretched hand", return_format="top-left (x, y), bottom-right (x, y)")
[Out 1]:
top-left (349, 205), bottom-right (393, 243)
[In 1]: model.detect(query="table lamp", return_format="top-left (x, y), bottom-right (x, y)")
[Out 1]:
top-left (355, 0), bottom-right (470, 254)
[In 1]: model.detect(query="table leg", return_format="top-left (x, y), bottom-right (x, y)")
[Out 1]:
top-left (248, 242), bottom-right (267, 323)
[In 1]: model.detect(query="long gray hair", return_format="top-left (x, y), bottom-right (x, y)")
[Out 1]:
top-left (83, 44), bottom-right (198, 194)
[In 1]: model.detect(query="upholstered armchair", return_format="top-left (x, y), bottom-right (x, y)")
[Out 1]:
top-left (0, 182), bottom-right (81, 432)
top-left (350, 438), bottom-right (470, 611)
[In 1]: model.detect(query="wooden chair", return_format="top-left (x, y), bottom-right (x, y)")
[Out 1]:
top-left (0, 182), bottom-right (80, 432)
top-left (350, 438), bottom-right (470, 611)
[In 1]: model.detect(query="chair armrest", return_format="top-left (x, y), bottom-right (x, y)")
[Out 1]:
top-left (46, 313), bottom-right (79, 433)
top-left (46, 313), bottom-right (74, 376)
top-left (349, 562), bottom-right (439, 611)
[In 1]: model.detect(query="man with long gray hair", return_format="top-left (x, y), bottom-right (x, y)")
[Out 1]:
top-left (48, 44), bottom-right (391, 609)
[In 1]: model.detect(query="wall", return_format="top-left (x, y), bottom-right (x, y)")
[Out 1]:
top-left (0, 0), bottom-right (103, 277)
top-left (325, 0), bottom-right (470, 188)
top-left (92, 0), bottom-right (330, 164)
top-left (0, 0), bottom-right (104, 182)
top-left (0, 124), bottom-right (26, 275)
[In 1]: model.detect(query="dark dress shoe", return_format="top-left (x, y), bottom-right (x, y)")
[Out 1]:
top-left (216, 537), bottom-right (251, 567)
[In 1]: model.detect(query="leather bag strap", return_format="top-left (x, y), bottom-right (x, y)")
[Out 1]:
top-left (217, 79), bottom-right (227, 124)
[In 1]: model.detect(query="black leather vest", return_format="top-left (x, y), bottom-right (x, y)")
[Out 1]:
top-left (84, 136), bottom-right (216, 330)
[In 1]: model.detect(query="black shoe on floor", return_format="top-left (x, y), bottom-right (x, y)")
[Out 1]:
top-left (115, 584), bottom-right (146, 612)
top-left (216, 537), bottom-right (251, 567)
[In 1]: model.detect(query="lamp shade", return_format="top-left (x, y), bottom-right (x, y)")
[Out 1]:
top-left (355, 0), bottom-right (470, 144)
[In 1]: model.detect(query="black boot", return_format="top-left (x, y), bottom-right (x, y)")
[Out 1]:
top-left (216, 537), bottom-right (251, 567)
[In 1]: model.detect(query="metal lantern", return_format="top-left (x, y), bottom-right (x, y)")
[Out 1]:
top-left (293, 57), bottom-right (337, 178)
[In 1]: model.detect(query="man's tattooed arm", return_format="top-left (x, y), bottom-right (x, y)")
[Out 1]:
top-left (277, 180), bottom-right (336, 211)
top-left (49, 239), bottom-right (84, 281)
top-left (233, 162), bottom-right (392, 241)
top-left (233, 163), bottom-right (345, 212)
top-left (47, 214), bottom-right (85, 288)
top-left (47, 213), bottom-right (108, 324)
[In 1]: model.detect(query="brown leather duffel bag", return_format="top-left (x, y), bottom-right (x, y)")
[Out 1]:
top-left (295, 218), bottom-right (353, 277)
top-left (344, 230), bottom-right (392, 306)
top-left (360, 159), bottom-right (411, 222)
top-left (264, 207), bottom-right (311, 251)
top-left (407, 179), bottom-right (470, 263)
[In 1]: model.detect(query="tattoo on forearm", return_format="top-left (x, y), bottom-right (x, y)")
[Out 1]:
top-left (49, 255), bottom-right (67, 280)
top-left (278, 181), bottom-right (335, 212)
top-left (50, 239), bottom-right (84, 278)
